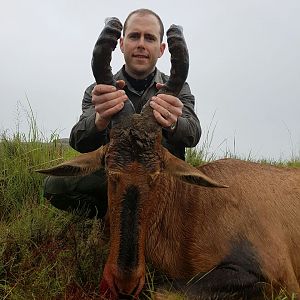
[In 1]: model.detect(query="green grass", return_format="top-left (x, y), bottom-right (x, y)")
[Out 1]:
top-left (0, 205), bottom-right (107, 299)
top-left (0, 113), bottom-right (299, 299)
top-left (0, 112), bottom-right (108, 299)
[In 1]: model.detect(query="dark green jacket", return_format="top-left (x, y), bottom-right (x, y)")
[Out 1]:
top-left (69, 68), bottom-right (201, 160)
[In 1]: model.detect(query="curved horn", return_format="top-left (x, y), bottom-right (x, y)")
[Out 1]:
top-left (158, 25), bottom-right (189, 96)
top-left (92, 17), bottom-right (121, 86)
top-left (141, 24), bottom-right (189, 121)
top-left (92, 17), bottom-right (135, 126)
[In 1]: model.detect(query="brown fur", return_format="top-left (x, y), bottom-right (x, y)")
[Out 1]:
top-left (38, 142), bottom-right (300, 298)
top-left (37, 17), bottom-right (300, 299)
top-left (146, 159), bottom-right (300, 290)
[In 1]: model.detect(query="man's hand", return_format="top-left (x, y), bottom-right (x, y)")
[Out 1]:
top-left (92, 80), bottom-right (127, 131)
top-left (150, 83), bottom-right (183, 130)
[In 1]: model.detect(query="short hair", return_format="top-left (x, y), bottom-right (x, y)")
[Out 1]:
top-left (123, 8), bottom-right (164, 42)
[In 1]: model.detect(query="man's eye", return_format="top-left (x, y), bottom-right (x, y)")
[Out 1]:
top-left (129, 34), bottom-right (139, 40)
top-left (146, 35), bottom-right (156, 41)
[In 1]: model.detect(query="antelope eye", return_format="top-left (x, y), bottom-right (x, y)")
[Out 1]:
top-left (148, 172), bottom-right (160, 186)
top-left (108, 171), bottom-right (121, 183)
top-left (108, 172), bottom-right (120, 193)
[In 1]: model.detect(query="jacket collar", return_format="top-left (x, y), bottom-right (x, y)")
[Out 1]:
top-left (114, 66), bottom-right (164, 93)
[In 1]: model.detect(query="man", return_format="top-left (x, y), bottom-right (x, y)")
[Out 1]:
top-left (44, 8), bottom-right (201, 218)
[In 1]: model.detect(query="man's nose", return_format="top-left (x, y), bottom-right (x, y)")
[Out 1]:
top-left (137, 37), bottom-right (145, 48)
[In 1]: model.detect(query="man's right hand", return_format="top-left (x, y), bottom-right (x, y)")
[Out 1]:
top-left (92, 80), bottom-right (127, 131)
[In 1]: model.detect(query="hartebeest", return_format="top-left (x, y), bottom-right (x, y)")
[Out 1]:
top-left (38, 18), bottom-right (300, 299)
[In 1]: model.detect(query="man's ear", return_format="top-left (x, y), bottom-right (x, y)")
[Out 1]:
top-left (162, 148), bottom-right (228, 188)
top-left (36, 145), bottom-right (108, 176)
top-left (159, 42), bottom-right (166, 58)
top-left (120, 37), bottom-right (124, 53)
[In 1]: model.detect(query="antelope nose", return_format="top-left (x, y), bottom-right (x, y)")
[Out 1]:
top-left (115, 276), bottom-right (143, 298)
top-left (101, 264), bottom-right (145, 298)
top-left (118, 295), bottom-right (131, 299)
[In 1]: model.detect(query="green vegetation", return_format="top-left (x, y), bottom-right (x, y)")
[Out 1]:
top-left (0, 115), bottom-right (299, 299)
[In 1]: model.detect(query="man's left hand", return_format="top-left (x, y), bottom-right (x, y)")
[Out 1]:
top-left (150, 83), bottom-right (183, 129)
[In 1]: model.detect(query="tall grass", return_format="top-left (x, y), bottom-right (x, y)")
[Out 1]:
top-left (0, 112), bottom-right (108, 299)
top-left (0, 110), bottom-right (299, 299)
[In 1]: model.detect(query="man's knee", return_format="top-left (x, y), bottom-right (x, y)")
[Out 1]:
top-left (43, 175), bottom-right (73, 198)
top-left (48, 192), bottom-right (107, 218)
top-left (43, 170), bottom-right (107, 197)
top-left (43, 172), bottom-right (108, 218)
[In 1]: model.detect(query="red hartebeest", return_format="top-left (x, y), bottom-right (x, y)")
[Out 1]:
top-left (38, 17), bottom-right (300, 299)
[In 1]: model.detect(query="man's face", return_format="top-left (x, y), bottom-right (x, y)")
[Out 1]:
top-left (120, 13), bottom-right (165, 79)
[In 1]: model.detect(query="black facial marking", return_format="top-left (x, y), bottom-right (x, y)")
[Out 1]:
top-left (117, 185), bottom-right (140, 271)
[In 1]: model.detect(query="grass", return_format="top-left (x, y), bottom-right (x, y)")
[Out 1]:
top-left (0, 206), bottom-right (107, 299)
top-left (0, 112), bottom-right (299, 299)
top-left (0, 113), bottom-right (108, 299)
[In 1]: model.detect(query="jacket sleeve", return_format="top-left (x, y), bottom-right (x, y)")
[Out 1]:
top-left (69, 83), bottom-right (110, 153)
top-left (163, 82), bottom-right (201, 147)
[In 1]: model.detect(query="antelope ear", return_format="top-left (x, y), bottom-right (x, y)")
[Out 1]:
top-left (36, 145), bottom-right (108, 176)
top-left (162, 148), bottom-right (228, 188)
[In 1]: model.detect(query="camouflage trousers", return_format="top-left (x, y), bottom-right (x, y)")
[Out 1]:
top-left (43, 170), bottom-right (107, 218)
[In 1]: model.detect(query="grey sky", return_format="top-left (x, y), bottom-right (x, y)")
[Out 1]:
top-left (1, 0), bottom-right (299, 160)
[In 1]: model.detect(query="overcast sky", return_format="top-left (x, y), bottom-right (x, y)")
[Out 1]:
top-left (1, 0), bottom-right (299, 160)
